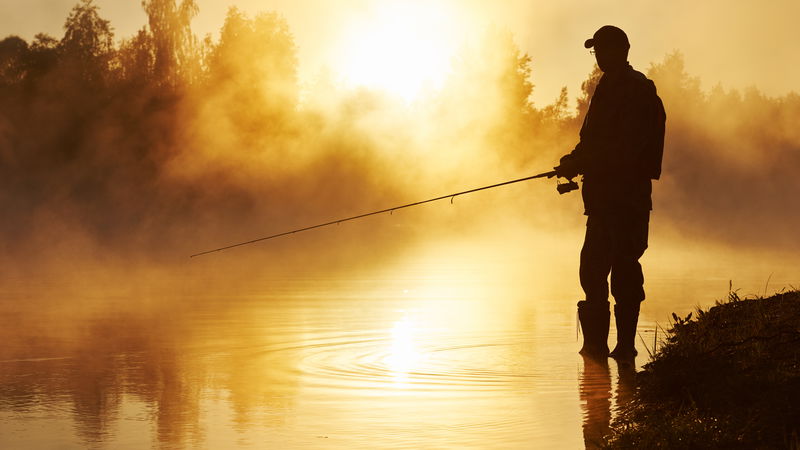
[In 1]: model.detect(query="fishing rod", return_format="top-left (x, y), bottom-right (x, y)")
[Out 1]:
top-left (190, 170), bottom-right (577, 258)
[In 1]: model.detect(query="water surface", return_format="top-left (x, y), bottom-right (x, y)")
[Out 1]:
top-left (1, 242), bottom-right (795, 449)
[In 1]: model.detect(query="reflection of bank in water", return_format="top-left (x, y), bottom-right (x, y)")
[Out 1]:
top-left (579, 355), bottom-right (636, 449)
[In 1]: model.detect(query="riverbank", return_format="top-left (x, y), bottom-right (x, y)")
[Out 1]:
top-left (606, 290), bottom-right (800, 448)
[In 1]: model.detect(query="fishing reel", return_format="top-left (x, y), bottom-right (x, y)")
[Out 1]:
top-left (557, 177), bottom-right (579, 195)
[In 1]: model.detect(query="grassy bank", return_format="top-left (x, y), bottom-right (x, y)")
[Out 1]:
top-left (607, 290), bottom-right (800, 449)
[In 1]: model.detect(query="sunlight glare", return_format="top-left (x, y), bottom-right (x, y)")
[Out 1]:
top-left (335, 1), bottom-right (461, 102)
top-left (386, 315), bottom-right (422, 382)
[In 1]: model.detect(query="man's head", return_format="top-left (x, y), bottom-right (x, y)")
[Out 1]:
top-left (584, 25), bottom-right (629, 73)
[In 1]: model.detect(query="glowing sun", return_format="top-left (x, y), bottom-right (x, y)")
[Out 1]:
top-left (335, 2), bottom-right (461, 101)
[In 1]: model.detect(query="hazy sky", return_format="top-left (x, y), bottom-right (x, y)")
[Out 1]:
top-left (2, 0), bottom-right (798, 105)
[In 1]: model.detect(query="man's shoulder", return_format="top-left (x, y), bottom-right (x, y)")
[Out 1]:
top-left (623, 68), bottom-right (657, 93)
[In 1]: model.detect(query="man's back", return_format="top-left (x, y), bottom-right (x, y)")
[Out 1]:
top-left (573, 64), bottom-right (665, 214)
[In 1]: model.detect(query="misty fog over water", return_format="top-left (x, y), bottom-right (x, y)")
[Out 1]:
top-left (1, 235), bottom-right (796, 448)
top-left (0, 1), bottom-right (798, 448)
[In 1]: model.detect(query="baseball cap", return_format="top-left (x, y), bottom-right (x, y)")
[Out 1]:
top-left (584, 25), bottom-right (630, 50)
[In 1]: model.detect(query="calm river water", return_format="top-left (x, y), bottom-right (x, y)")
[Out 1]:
top-left (0, 238), bottom-right (796, 449)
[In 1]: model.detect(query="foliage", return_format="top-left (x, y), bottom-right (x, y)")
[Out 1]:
top-left (439, 27), bottom-right (535, 129)
top-left (606, 291), bottom-right (800, 449)
top-left (206, 8), bottom-right (299, 136)
top-left (62, 0), bottom-right (115, 85)
top-left (0, 36), bottom-right (29, 85)
top-left (575, 64), bottom-right (602, 119)
top-left (646, 52), bottom-right (800, 249)
top-left (0, 1), bottom-right (798, 262)
top-left (141, 0), bottom-right (199, 85)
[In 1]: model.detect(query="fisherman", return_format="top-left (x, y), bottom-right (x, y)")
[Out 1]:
top-left (555, 25), bottom-right (666, 359)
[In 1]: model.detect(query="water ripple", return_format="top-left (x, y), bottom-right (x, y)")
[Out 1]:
top-left (257, 329), bottom-right (550, 394)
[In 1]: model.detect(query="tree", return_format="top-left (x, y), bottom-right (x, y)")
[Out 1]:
top-left (0, 36), bottom-right (29, 86)
top-left (575, 65), bottom-right (602, 119)
top-left (440, 27), bottom-right (534, 131)
top-left (116, 28), bottom-right (155, 83)
top-left (61, 0), bottom-right (115, 84)
top-left (141, 0), bottom-right (199, 86)
top-left (541, 86), bottom-right (570, 123)
top-left (207, 8), bottom-right (299, 134)
top-left (25, 33), bottom-right (59, 79)
top-left (647, 51), bottom-right (702, 115)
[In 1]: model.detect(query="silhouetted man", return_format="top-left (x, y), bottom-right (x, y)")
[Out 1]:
top-left (555, 25), bottom-right (665, 360)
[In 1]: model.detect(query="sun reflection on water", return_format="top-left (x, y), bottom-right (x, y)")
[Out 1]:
top-left (386, 315), bottom-right (424, 384)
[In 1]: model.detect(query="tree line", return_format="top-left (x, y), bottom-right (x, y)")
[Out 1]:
top-left (0, 0), bottom-right (797, 261)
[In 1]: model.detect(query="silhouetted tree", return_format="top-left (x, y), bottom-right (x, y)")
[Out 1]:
top-left (575, 65), bottom-right (602, 119)
top-left (141, 0), bottom-right (199, 86)
top-left (0, 0), bottom-right (797, 262)
top-left (116, 28), bottom-right (155, 84)
top-left (61, 0), bottom-right (114, 85)
top-left (542, 86), bottom-right (570, 123)
top-left (0, 36), bottom-right (29, 86)
top-left (445, 27), bottom-right (534, 123)
top-left (647, 51), bottom-right (702, 116)
top-left (26, 33), bottom-right (59, 80)
top-left (207, 8), bottom-right (298, 135)
top-left (427, 27), bottom-right (550, 170)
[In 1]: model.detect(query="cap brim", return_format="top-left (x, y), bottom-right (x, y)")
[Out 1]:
top-left (584, 38), bottom-right (594, 49)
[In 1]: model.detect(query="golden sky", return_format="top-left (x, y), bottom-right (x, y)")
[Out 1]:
top-left (2, 0), bottom-right (798, 104)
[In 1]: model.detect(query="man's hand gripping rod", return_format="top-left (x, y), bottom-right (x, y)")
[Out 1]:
top-left (190, 170), bottom-right (577, 258)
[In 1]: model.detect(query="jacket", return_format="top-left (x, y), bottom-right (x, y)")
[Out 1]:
top-left (563, 64), bottom-right (666, 214)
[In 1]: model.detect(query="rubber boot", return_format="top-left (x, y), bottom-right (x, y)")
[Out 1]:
top-left (609, 303), bottom-right (641, 360)
top-left (577, 300), bottom-right (610, 359)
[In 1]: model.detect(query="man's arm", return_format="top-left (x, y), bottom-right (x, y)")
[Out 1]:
top-left (554, 111), bottom-right (593, 178)
top-left (555, 144), bottom-right (586, 179)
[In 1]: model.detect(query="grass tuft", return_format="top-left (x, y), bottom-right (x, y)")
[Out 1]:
top-left (605, 290), bottom-right (800, 449)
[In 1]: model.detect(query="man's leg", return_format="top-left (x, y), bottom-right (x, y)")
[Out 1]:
top-left (578, 215), bottom-right (613, 357)
top-left (580, 215), bottom-right (613, 303)
top-left (609, 211), bottom-right (650, 359)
